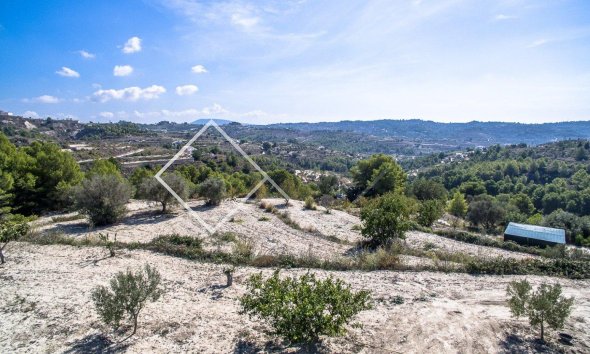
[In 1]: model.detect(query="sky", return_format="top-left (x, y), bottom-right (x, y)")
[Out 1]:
top-left (0, 0), bottom-right (589, 124)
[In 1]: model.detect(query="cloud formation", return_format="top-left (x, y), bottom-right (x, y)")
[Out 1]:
top-left (23, 110), bottom-right (39, 118)
top-left (99, 111), bottom-right (114, 118)
top-left (122, 36), bottom-right (142, 53)
top-left (56, 67), bottom-right (80, 78)
top-left (493, 14), bottom-right (517, 21)
top-left (78, 50), bottom-right (95, 59)
top-left (92, 85), bottom-right (166, 102)
top-left (26, 95), bottom-right (61, 104)
top-left (113, 65), bottom-right (134, 76)
top-left (175, 84), bottom-right (199, 96)
top-left (191, 65), bottom-right (208, 74)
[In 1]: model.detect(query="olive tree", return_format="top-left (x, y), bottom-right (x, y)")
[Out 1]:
top-left (507, 280), bottom-right (574, 341)
top-left (467, 198), bottom-right (506, 232)
top-left (74, 175), bottom-right (132, 226)
top-left (198, 177), bottom-right (226, 206)
top-left (138, 174), bottom-right (189, 213)
top-left (92, 264), bottom-right (163, 336)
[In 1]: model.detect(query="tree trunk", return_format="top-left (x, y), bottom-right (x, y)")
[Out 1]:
top-left (226, 272), bottom-right (233, 287)
top-left (161, 201), bottom-right (167, 213)
top-left (132, 314), bottom-right (139, 336)
top-left (0, 248), bottom-right (4, 264)
top-left (540, 320), bottom-right (544, 342)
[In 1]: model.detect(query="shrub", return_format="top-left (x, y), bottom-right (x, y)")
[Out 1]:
top-left (507, 280), bottom-right (574, 341)
top-left (98, 233), bottom-right (117, 257)
top-left (304, 196), bottom-right (317, 210)
top-left (360, 192), bottom-right (412, 246)
top-left (74, 175), bottom-right (132, 226)
top-left (138, 173), bottom-right (189, 213)
top-left (467, 198), bottom-right (506, 232)
top-left (232, 238), bottom-right (255, 262)
top-left (240, 270), bottom-right (372, 343)
top-left (0, 214), bottom-right (30, 264)
top-left (92, 264), bottom-right (163, 336)
top-left (448, 191), bottom-right (467, 218)
top-left (147, 234), bottom-right (204, 259)
top-left (319, 194), bottom-right (335, 214)
top-left (417, 200), bottom-right (444, 227)
top-left (199, 177), bottom-right (226, 206)
top-left (350, 154), bottom-right (406, 197)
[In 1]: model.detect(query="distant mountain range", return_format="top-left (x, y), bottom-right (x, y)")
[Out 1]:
top-left (191, 118), bottom-right (236, 125)
top-left (269, 119), bottom-right (590, 146)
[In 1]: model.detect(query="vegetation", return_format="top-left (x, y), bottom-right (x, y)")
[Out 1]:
top-left (350, 154), bottom-right (406, 199)
top-left (240, 270), bottom-right (372, 343)
top-left (92, 264), bottom-right (163, 336)
top-left (304, 196), bottom-right (317, 210)
top-left (416, 141), bottom-right (590, 245)
top-left (0, 134), bottom-right (83, 215)
top-left (466, 196), bottom-right (506, 232)
top-left (138, 173), bottom-right (189, 213)
top-left (198, 177), bottom-right (226, 206)
top-left (507, 280), bottom-right (574, 341)
top-left (360, 192), bottom-right (413, 246)
top-left (0, 214), bottom-right (30, 264)
top-left (448, 191), bottom-right (468, 218)
top-left (417, 200), bottom-right (444, 227)
top-left (74, 175), bottom-right (132, 226)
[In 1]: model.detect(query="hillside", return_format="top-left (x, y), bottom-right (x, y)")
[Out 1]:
top-left (270, 119), bottom-right (590, 147)
top-left (3, 199), bottom-right (590, 353)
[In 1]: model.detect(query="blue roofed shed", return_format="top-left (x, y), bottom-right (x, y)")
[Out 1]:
top-left (504, 222), bottom-right (566, 246)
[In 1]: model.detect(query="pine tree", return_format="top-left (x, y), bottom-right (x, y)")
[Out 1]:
top-left (448, 191), bottom-right (467, 218)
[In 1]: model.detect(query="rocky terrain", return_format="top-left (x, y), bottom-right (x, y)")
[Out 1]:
top-left (2, 199), bottom-right (589, 353)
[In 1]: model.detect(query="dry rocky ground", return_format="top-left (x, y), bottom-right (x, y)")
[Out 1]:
top-left (2, 199), bottom-right (588, 353)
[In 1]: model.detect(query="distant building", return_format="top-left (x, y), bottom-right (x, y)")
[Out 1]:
top-left (504, 222), bottom-right (565, 247)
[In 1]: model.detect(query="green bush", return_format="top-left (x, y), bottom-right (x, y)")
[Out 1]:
top-left (304, 196), bottom-right (317, 210)
top-left (92, 264), bottom-right (163, 336)
top-left (147, 234), bottom-right (204, 259)
top-left (417, 200), bottom-right (444, 227)
top-left (0, 214), bottom-right (30, 264)
top-left (199, 177), bottom-right (226, 206)
top-left (507, 280), bottom-right (574, 341)
top-left (74, 175), bottom-right (132, 226)
top-left (240, 270), bottom-right (372, 343)
top-left (465, 257), bottom-right (590, 279)
top-left (360, 192), bottom-right (413, 246)
top-left (138, 173), bottom-right (189, 213)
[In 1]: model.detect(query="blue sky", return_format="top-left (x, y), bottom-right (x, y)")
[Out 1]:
top-left (0, 0), bottom-right (589, 124)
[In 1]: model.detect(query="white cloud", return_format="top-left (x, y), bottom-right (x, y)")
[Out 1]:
top-left (23, 111), bottom-right (39, 118)
top-left (118, 104), bottom-right (229, 120)
top-left (78, 50), bottom-right (95, 59)
top-left (56, 67), bottom-right (80, 78)
top-left (493, 14), bottom-right (517, 21)
top-left (231, 13), bottom-right (260, 30)
top-left (25, 95), bottom-right (60, 104)
top-left (92, 85), bottom-right (166, 102)
top-left (191, 64), bottom-right (208, 74)
top-left (201, 103), bottom-right (228, 115)
top-left (99, 111), bottom-right (114, 118)
top-left (176, 84), bottom-right (199, 96)
top-left (122, 36), bottom-right (142, 54)
top-left (527, 39), bottom-right (548, 48)
top-left (113, 65), bottom-right (134, 76)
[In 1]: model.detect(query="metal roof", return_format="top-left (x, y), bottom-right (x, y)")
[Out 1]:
top-left (504, 222), bottom-right (566, 244)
